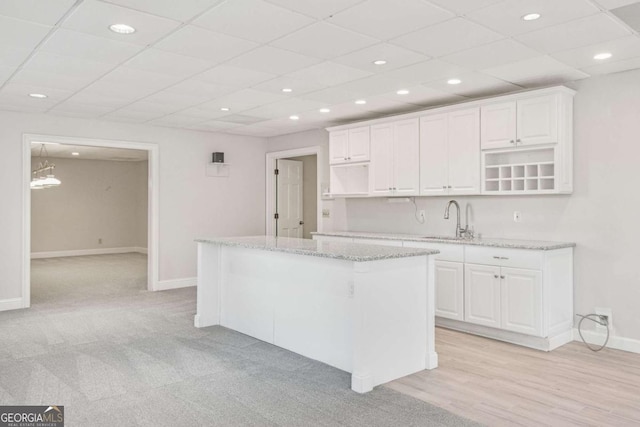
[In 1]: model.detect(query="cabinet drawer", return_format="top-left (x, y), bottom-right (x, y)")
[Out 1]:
top-left (402, 241), bottom-right (464, 262)
top-left (465, 246), bottom-right (543, 270)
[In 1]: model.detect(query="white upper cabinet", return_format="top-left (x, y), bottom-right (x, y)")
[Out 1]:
top-left (420, 107), bottom-right (480, 196)
top-left (370, 119), bottom-right (419, 197)
top-left (329, 126), bottom-right (370, 164)
top-left (481, 94), bottom-right (559, 149)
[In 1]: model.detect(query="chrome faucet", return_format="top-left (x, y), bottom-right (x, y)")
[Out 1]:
top-left (444, 200), bottom-right (472, 239)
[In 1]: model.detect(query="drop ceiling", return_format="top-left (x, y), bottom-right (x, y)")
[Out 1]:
top-left (31, 142), bottom-right (148, 161)
top-left (2, 0), bottom-right (640, 138)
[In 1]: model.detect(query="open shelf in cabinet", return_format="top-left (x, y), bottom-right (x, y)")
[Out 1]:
top-left (329, 162), bottom-right (370, 197)
top-left (483, 148), bottom-right (556, 194)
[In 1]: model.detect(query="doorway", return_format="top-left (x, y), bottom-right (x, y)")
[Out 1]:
top-left (22, 134), bottom-right (159, 309)
top-left (266, 147), bottom-right (323, 238)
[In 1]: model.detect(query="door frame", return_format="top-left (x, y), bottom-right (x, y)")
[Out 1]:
top-left (22, 133), bottom-right (160, 308)
top-left (265, 146), bottom-right (323, 237)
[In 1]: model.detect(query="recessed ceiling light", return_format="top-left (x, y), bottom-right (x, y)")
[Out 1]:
top-left (71, 152), bottom-right (80, 156)
top-left (289, 115), bottom-right (299, 120)
top-left (522, 13), bottom-right (541, 21)
top-left (220, 107), bottom-right (230, 112)
top-left (319, 108), bottom-right (331, 113)
top-left (447, 78), bottom-right (462, 85)
top-left (373, 59), bottom-right (387, 65)
top-left (355, 99), bottom-right (367, 105)
top-left (396, 89), bottom-right (410, 95)
top-left (594, 52), bottom-right (612, 60)
top-left (29, 93), bottom-right (47, 99)
top-left (282, 88), bottom-right (293, 93)
top-left (109, 24), bottom-right (136, 34)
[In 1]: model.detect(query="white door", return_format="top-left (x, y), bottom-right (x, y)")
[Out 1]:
top-left (481, 102), bottom-right (517, 149)
top-left (448, 107), bottom-right (480, 195)
top-left (517, 95), bottom-right (558, 146)
top-left (329, 130), bottom-right (349, 164)
top-left (501, 267), bottom-right (543, 336)
top-left (393, 118), bottom-right (420, 196)
top-left (369, 123), bottom-right (394, 196)
top-left (419, 113), bottom-right (449, 196)
top-left (465, 263), bottom-right (501, 328)
top-left (435, 261), bottom-right (464, 321)
top-left (276, 159), bottom-right (303, 238)
top-left (347, 126), bottom-right (370, 162)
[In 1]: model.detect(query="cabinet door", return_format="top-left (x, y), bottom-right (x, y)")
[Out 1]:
top-left (393, 118), bottom-right (420, 196)
top-left (464, 263), bottom-right (501, 328)
top-left (448, 107), bottom-right (480, 195)
top-left (369, 124), bottom-right (394, 196)
top-left (481, 102), bottom-right (516, 149)
top-left (435, 261), bottom-right (464, 321)
top-left (347, 126), bottom-right (370, 162)
top-left (419, 114), bottom-right (448, 196)
top-left (329, 131), bottom-right (349, 164)
top-left (517, 95), bottom-right (558, 146)
top-left (501, 267), bottom-right (543, 336)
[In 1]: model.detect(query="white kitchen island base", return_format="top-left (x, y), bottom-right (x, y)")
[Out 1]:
top-left (194, 236), bottom-right (438, 393)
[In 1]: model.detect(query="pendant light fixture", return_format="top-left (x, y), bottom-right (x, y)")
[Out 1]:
top-left (31, 144), bottom-right (61, 190)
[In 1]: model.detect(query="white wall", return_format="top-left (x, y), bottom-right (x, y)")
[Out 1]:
top-left (267, 69), bottom-right (640, 342)
top-left (287, 154), bottom-right (317, 239)
top-left (135, 160), bottom-right (148, 248)
top-left (31, 158), bottom-right (148, 253)
top-left (0, 111), bottom-right (267, 303)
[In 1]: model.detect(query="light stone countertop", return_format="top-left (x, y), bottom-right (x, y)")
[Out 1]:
top-left (195, 235), bottom-right (439, 262)
top-left (311, 231), bottom-right (576, 251)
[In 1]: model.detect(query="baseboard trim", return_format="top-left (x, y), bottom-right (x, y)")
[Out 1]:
top-left (31, 247), bottom-right (148, 259)
top-left (155, 277), bottom-right (196, 291)
top-left (573, 329), bottom-right (640, 354)
top-left (0, 298), bottom-right (24, 312)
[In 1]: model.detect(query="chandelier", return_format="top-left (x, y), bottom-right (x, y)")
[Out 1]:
top-left (31, 144), bottom-right (61, 190)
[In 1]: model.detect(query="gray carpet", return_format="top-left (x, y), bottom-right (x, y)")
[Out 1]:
top-left (0, 254), bottom-right (479, 426)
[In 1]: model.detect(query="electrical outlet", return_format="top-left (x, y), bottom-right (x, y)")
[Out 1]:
top-left (322, 208), bottom-right (330, 218)
top-left (513, 211), bottom-right (521, 222)
top-left (98, 238), bottom-right (103, 245)
top-left (418, 210), bottom-right (426, 221)
top-left (595, 307), bottom-right (612, 332)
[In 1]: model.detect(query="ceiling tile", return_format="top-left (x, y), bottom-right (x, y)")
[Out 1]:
top-left (332, 43), bottom-right (429, 73)
top-left (164, 79), bottom-right (237, 99)
top-left (482, 55), bottom-right (590, 86)
top-left (216, 114), bottom-right (267, 125)
top-left (300, 85), bottom-right (365, 104)
top-left (155, 25), bottom-right (258, 63)
top-left (0, 15), bottom-right (52, 50)
top-left (597, 0), bottom-right (640, 10)
top-left (466, 0), bottom-right (600, 36)
top-left (197, 88), bottom-right (287, 112)
top-left (193, 0), bottom-right (313, 43)
top-left (581, 55), bottom-right (640, 75)
top-left (552, 35), bottom-right (640, 69)
top-left (251, 76), bottom-right (327, 95)
top-left (0, 93), bottom-right (52, 113)
top-left (178, 105), bottom-right (237, 119)
top-left (328, 0), bottom-right (454, 40)
top-left (24, 51), bottom-right (114, 77)
top-left (65, 90), bottom-right (133, 109)
top-left (116, 100), bottom-right (183, 115)
top-left (186, 120), bottom-right (243, 131)
top-left (225, 125), bottom-right (285, 137)
top-left (124, 48), bottom-right (216, 78)
top-left (101, 0), bottom-right (225, 21)
top-left (515, 13), bottom-right (631, 53)
top-left (610, 2), bottom-right (640, 31)
top-left (380, 86), bottom-right (468, 107)
top-left (148, 114), bottom-right (207, 127)
top-left (442, 39), bottom-right (540, 70)
top-left (391, 18), bottom-right (503, 58)
top-left (242, 98), bottom-right (328, 119)
top-left (0, 46), bottom-right (32, 67)
top-left (103, 111), bottom-right (155, 123)
top-left (49, 102), bottom-right (114, 118)
top-left (0, 0), bottom-right (75, 25)
top-left (345, 96), bottom-right (419, 114)
top-left (263, 0), bottom-right (366, 19)
top-left (11, 69), bottom-right (97, 91)
top-left (100, 67), bottom-right (181, 90)
top-left (228, 46), bottom-right (322, 75)
top-left (425, 0), bottom-right (505, 14)
top-left (41, 28), bottom-right (143, 63)
top-left (61, 0), bottom-right (181, 46)
top-left (194, 64), bottom-right (276, 87)
top-left (271, 22), bottom-right (378, 59)
top-left (423, 71), bottom-right (523, 97)
top-left (285, 61), bottom-right (372, 87)
top-left (0, 66), bottom-right (16, 85)
top-left (381, 60), bottom-right (470, 86)
top-left (139, 89), bottom-right (214, 109)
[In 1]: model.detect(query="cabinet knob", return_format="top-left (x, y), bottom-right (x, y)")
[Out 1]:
top-left (494, 275), bottom-right (499, 279)
top-left (442, 185), bottom-right (447, 189)
top-left (388, 187), bottom-right (392, 190)
top-left (516, 139), bottom-right (521, 143)
top-left (448, 185), bottom-right (452, 189)
top-left (500, 275), bottom-right (505, 279)
top-left (510, 140), bottom-right (515, 144)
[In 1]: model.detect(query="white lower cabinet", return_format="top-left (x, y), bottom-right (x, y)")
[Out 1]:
top-left (464, 264), bottom-right (501, 328)
top-left (434, 261), bottom-right (464, 321)
top-left (501, 267), bottom-right (542, 336)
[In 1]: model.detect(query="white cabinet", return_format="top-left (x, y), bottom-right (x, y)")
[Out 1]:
top-left (464, 263), bottom-right (501, 328)
top-left (434, 261), bottom-right (464, 321)
top-left (501, 267), bottom-right (542, 336)
top-left (420, 107), bottom-right (480, 196)
top-left (370, 119), bottom-right (419, 197)
top-left (481, 95), bottom-right (558, 150)
top-left (330, 127), bottom-right (370, 164)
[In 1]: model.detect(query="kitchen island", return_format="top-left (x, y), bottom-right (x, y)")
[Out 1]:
top-left (194, 236), bottom-right (439, 393)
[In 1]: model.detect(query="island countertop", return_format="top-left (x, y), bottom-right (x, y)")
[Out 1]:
top-left (195, 235), bottom-right (439, 262)
top-left (311, 231), bottom-right (576, 251)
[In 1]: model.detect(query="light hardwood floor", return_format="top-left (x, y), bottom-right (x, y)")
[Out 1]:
top-left (388, 327), bottom-right (640, 427)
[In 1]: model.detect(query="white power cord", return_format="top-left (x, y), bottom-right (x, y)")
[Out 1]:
top-left (411, 197), bottom-right (425, 224)
top-left (576, 314), bottom-right (610, 352)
